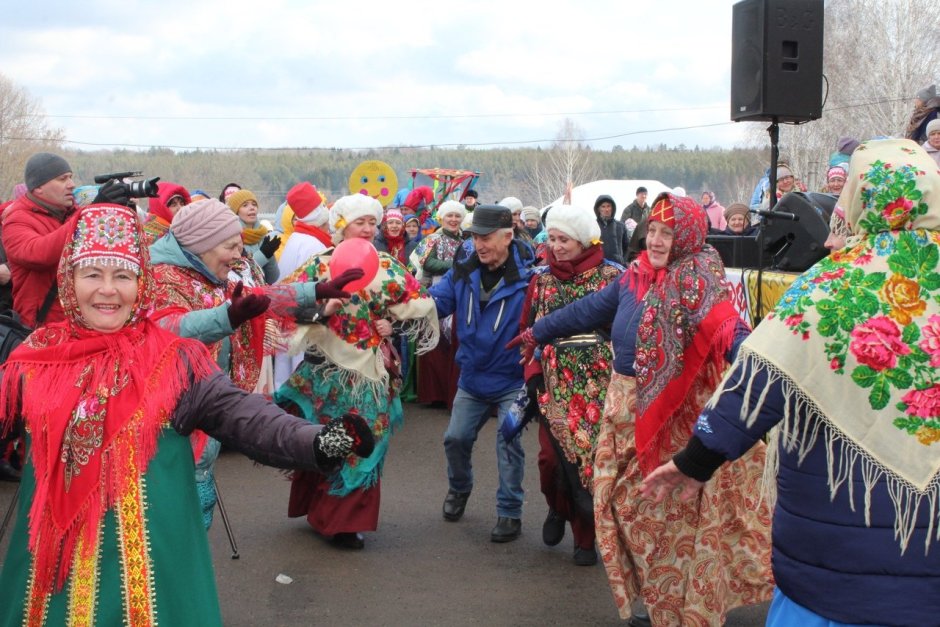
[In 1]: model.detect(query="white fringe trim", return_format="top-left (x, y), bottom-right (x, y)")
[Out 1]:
top-left (401, 316), bottom-right (439, 355)
top-left (301, 344), bottom-right (386, 405)
top-left (708, 348), bottom-right (940, 555)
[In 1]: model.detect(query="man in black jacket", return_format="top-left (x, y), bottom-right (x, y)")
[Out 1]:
top-left (594, 194), bottom-right (630, 266)
top-left (619, 186), bottom-right (649, 225)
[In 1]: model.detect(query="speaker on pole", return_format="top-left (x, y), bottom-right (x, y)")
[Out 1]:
top-left (731, 0), bottom-right (825, 123)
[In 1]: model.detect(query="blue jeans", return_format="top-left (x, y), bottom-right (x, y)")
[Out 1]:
top-left (443, 386), bottom-right (525, 519)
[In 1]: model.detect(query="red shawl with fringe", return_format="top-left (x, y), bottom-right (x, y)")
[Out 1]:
top-left (630, 194), bottom-right (744, 475)
top-left (0, 321), bottom-right (215, 595)
top-left (0, 202), bottom-right (217, 596)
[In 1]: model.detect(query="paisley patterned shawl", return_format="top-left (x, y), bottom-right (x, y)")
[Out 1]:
top-left (282, 247), bottom-right (439, 402)
top-left (633, 193), bottom-right (743, 475)
top-left (0, 205), bottom-right (215, 595)
top-left (715, 139), bottom-right (940, 553)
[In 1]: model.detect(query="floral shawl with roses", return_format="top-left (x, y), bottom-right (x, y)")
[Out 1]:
top-left (523, 246), bottom-right (622, 492)
top-left (712, 139), bottom-right (940, 553)
top-left (281, 248), bottom-right (439, 403)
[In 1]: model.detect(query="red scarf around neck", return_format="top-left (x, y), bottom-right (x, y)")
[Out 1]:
top-left (293, 221), bottom-right (333, 249)
top-left (546, 243), bottom-right (605, 281)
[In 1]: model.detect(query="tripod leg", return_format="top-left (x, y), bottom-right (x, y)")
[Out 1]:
top-left (0, 483), bottom-right (20, 547)
top-left (212, 475), bottom-right (240, 559)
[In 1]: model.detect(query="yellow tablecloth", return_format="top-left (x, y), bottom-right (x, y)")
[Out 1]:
top-left (724, 268), bottom-right (800, 326)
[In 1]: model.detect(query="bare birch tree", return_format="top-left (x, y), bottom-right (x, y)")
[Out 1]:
top-left (744, 0), bottom-right (940, 190)
top-left (0, 73), bottom-right (65, 198)
top-left (524, 118), bottom-right (598, 207)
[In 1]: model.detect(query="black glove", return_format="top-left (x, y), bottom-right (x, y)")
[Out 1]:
top-left (92, 179), bottom-right (130, 207)
top-left (316, 268), bottom-right (365, 300)
top-left (314, 413), bottom-right (375, 469)
top-left (259, 234), bottom-right (282, 259)
top-left (526, 373), bottom-right (545, 403)
top-left (227, 281), bottom-right (271, 329)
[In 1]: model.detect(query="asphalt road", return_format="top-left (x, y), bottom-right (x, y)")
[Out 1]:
top-left (0, 401), bottom-right (769, 626)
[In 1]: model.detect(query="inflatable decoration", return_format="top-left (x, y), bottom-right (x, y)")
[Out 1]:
top-left (348, 160), bottom-right (398, 208)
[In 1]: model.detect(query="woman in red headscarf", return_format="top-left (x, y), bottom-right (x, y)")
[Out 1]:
top-left (0, 203), bottom-right (372, 627)
top-left (516, 193), bottom-right (773, 626)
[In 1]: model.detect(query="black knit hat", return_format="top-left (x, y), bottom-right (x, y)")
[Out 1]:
top-left (24, 152), bottom-right (72, 190)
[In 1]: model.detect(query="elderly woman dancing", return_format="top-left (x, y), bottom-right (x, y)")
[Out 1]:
top-left (276, 194), bottom-right (439, 550)
top-left (516, 193), bottom-right (773, 625)
top-left (515, 204), bottom-right (623, 566)
top-left (0, 203), bottom-right (372, 626)
top-left (643, 139), bottom-right (940, 627)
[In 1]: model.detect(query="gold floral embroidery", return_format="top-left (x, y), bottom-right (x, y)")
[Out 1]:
top-left (67, 523), bottom-right (103, 627)
top-left (116, 444), bottom-right (157, 626)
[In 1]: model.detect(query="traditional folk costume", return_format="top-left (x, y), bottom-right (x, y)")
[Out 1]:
top-left (676, 139), bottom-right (940, 626)
top-left (520, 204), bottom-right (622, 562)
top-left (413, 201), bottom-right (466, 408)
top-left (148, 199), bottom-right (319, 528)
top-left (275, 194), bottom-right (439, 539)
top-left (533, 194), bottom-right (773, 625)
top-left (274, 182), bottom-right (332, 390)
top-left (0, 203), bottom-right (329, 627)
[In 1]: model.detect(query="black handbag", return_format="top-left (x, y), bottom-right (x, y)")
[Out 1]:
top-left (0, 284), bottom-right (58, 364)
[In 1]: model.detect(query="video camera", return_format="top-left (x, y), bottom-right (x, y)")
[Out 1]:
top-left (93, 171), bottom-right (160, 198)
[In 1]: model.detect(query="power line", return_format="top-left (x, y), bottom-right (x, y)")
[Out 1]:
top-left (12, 121), bottom-right (735, 152)
top-left (6, 96), bottom-right (913, 153)
top-left (29, 96), bottom-right (909, 123)
top-left (36, 105), bottom-right (726, 122)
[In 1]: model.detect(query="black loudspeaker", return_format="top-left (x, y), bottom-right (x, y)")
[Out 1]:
top-left (730, 0), bottom-right (825, 122)
top-left (762, 191), bottom-right (837, 271)
top-left (706, 235), bottom-right (764, 269)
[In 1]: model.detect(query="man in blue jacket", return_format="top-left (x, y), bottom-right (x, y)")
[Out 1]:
top-left (429, 204), bottom-right (535, 542)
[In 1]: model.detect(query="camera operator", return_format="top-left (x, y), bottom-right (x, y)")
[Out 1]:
top-left (1, 153), bottom-right (134, 328)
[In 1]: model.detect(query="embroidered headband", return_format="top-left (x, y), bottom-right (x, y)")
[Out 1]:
top-left (69, 204), bottom-right (142, 274)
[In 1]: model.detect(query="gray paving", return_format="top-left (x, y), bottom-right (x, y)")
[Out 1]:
top-left (0, 401), bottom-right (769, 625)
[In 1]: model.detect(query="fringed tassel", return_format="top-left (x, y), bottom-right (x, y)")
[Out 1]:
top-left (18, 328), bottom-right (217, 594)
top-left (718, 345), bottom-right (940, 556)
top-left (302, 346), bottom-right (386, 406)
top-left (402, 316), bottom-right (439, 355)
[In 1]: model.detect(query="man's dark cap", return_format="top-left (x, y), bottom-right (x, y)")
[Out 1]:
top-left (464, 204), bottom-right (513, 235)
top-left (464, 189), bottom-right (478, 199)
top-left (24, 152), bottom-right (71, 190)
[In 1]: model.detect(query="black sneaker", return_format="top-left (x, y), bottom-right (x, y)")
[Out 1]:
top-left (0, 459), bottom-right (21, 482)
top-left (490, 516), bottom-right (521, 542)
top-left (573, 546), bottom-right (597, 566)
top-left (442, 489), bottom-right (471, 521)
top-left (331, 532), bottom-right (365, 550)
top-left (542, 509), bottom-right (565, 546)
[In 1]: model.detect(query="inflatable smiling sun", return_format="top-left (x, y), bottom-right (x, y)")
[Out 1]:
top-left (348, 160), bottom-right (398, 208)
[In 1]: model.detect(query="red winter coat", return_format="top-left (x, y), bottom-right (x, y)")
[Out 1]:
top-left (1, 195), bottom-right (76, 327)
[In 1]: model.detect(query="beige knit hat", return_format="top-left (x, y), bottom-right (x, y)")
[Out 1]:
top-left (171, 199), bottom-right (243, 254)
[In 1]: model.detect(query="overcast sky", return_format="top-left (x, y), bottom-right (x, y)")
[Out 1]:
top-left (1, 0), bottom-right (751, 153)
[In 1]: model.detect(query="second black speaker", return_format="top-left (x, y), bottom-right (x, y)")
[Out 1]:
top-left (730, 0), bottom-right (824, 123)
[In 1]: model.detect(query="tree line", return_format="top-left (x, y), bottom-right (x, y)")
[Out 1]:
top-left (53, 145), bottom-right (768, 213)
